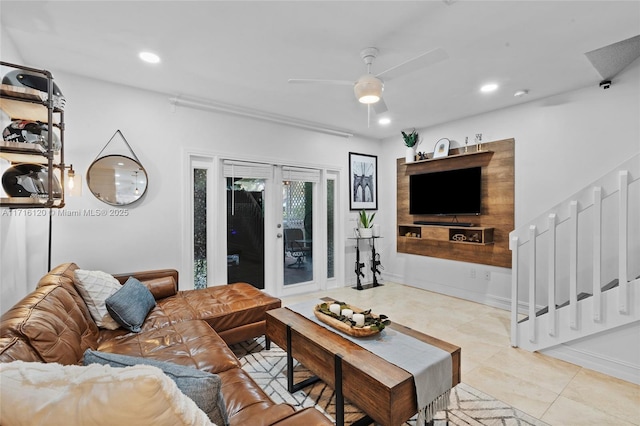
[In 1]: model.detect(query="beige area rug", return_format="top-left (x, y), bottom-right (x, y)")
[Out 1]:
top-left (230, 338), bottom-right (549, 426)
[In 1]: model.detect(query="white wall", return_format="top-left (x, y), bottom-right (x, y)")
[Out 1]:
top-left (0, 67), bottom-right (383, 311)
top-left (378, 59), bottom-right (639, 307)
top-left (377, 59), bottom-right (640, 382)
top-left (0, 31), bottom-right (40, 312)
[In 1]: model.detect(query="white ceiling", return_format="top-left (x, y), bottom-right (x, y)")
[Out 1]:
top-left (2, 1), bottom-right (639, 140)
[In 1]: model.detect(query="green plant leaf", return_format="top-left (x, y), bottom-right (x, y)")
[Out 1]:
top-left (358, 210), bottom-right (375, 228)
top-left (401, 129), bottom-right (420, 147)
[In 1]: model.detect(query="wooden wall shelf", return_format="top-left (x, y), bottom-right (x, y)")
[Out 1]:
top-left (406, 149), bottom-right (492, 166)
top-left (396, 139), bottom-right (514, 268)
top-left (398, 224), bottom-right (494, 245)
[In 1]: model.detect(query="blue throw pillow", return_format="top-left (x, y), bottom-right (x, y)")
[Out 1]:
top-left (83, 349), bottom-right (229, 426)
top-left (105, 276), bottom-right (156, 333)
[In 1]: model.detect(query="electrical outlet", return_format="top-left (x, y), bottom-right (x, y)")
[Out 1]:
top-left (469, 268), bottom-right (476, 279)
top-left (484, 271), bottom-right (491, 281)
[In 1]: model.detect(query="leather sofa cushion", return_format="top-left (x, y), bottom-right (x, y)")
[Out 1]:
top-left (35, 263), bottom-right (100, 337)
top-left (141, 276), bottom-right (178, 300)
top-left (96, 320), bottom-right (240, 374)
top-left (0, 284), bottom-right (99, 365)
top-left (120, 283), bottom-right (280, 336)
top-left (272, 407), bottom-right (334, 425)
top-left (113, 269), bottom-right (179, 294)
top-left (138, 283), bottom-right (281, 333)
top-left (181, 283), bottom-right (281, 333)
top-left (36, 262), bottom-right (78, 289)
top-left (84, 350), bottom-right (229, 426)
top-left (0, 337), bottom-right (42, 363)
top-left (216, 368), bottom-right (297, 426)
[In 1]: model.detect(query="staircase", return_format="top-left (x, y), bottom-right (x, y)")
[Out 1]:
top-left (509, 154), bottom-right (639, 351)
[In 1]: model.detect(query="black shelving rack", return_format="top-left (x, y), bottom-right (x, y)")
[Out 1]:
top-left (0, 61), bottom-right (66, 209)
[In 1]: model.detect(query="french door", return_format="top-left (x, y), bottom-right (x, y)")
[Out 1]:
top-left (190, 157), bottom-right (334, 297)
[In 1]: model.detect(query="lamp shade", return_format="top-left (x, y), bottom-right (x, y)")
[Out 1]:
top-left (354, 74), bottom-right (383, 104)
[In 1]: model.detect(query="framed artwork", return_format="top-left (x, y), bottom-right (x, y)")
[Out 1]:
top-left (349, 152), bottom-right (378, 210)
top-left (433, 138), bottom-right (450, 158)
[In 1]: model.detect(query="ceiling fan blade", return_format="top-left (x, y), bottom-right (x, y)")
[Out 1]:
top-left (373, 97), bottom-right (388, 115)
top-left (287, 78), bottom-right (354, 85)
top-left (376, 47), bottom-right (448, 81)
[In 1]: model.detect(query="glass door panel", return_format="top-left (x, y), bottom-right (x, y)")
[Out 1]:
top-left (283, 180), bottom-right (313, 285)
top-left (226, 177), bottom-right (265, 289)
top-left (193, 168), bottom-right (208, 289)
top-left (327, 177), bottom-right (335, 279)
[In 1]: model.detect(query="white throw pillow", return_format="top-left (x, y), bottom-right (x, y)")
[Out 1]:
top-left (0, 361), bottom-right (215, 426)
top-left (73, 269), bottom-right (122, 330)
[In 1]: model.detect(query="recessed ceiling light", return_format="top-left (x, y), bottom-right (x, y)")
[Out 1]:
top-left (514, 89), bottom-right (529, 97)
top-left (378, 117), bottom-right (391, 125)
top-left (480, 83), bottom-right (498, 93)
top-left (139, 51), bottom-right (160, 64)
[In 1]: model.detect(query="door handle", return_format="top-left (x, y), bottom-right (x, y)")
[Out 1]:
top-left (277, 233), bottom-right (283, 238)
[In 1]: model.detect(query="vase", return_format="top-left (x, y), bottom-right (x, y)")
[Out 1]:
top-left (358, 227), bottom-right (373, 238)
top-left (405, 146), bottom-right (416, 163)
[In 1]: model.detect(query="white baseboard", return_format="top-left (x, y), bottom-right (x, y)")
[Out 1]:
top-left (541, 345), bottom-right (640, 385)
top-left (383, 272), bottom-right (512, 312)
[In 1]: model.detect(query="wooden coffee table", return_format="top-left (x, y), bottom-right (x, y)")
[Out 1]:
top-left (266, 307), bottom-right (461, 426)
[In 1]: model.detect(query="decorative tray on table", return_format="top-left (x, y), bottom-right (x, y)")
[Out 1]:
top-left (314, 301), bottom-right (391, 337)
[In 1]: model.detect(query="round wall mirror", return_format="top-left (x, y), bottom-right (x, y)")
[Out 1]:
top-left (87, 155), bottom-right (148, 206)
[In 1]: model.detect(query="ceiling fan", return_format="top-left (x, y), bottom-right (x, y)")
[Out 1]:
top-left (288, 46), bottom-right (448, 126)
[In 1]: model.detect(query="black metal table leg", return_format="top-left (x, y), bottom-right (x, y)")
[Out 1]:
top-left (333, 353), bottom-right (373, 426)
top-left (286, 324), bottom-right (321, 393)
top-left (285, 328), bottom-right (375, 425)
top-left (334, 353), bottom-right (344, 426)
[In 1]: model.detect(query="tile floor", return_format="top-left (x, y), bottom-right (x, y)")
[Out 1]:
top-left (281, 282), bottom-right (640, 426)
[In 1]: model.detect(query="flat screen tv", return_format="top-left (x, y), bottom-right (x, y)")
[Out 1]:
top-left (409, 167), bottom-right (482, 216)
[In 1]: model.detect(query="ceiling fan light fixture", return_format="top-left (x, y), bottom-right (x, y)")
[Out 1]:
top-left (354, 74), bottom-right (383, 104)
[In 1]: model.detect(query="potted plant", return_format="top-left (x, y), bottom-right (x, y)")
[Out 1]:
top-left (358, 209), bottom-right (375, 238)
top-left (401, 129), bottom-right (421, 163)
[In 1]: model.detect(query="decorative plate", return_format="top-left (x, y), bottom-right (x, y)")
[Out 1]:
top-left (433, 138), bottom-right (450, 158)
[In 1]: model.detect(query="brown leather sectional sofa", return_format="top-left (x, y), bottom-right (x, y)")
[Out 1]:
top-left (0, 263), bottom-right (332, 426)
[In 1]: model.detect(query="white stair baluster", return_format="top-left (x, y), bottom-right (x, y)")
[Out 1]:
top-left (548, 214), bottom-right (557, 335)
top-left (569, 201), bottom-right (579, 329)
top-left (510, 236), bottom-right (520, 347)
top-left (593, 186), bottom-right (602, 322)
top-left (528, 225), bottom-right (537, 343)
top-left (618, 171), bottom-right (629, 314)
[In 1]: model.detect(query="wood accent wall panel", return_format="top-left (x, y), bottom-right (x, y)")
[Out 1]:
top-left (396, 138), bottom-right (514, 268)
